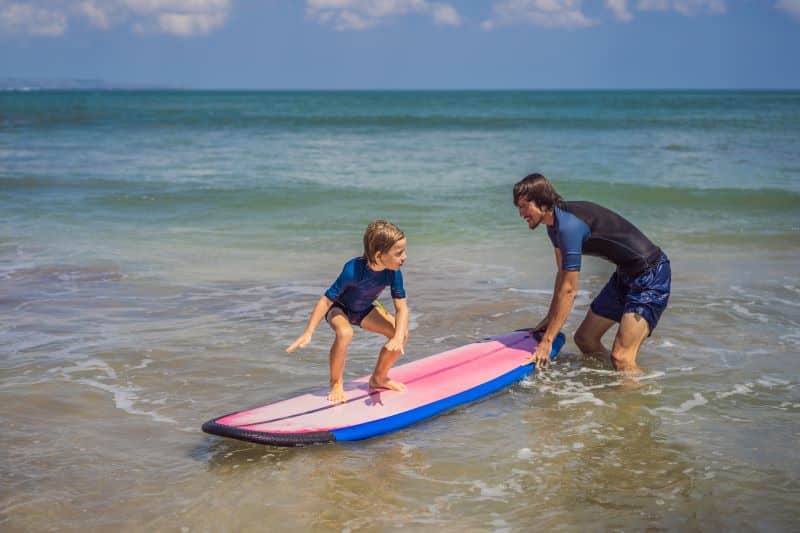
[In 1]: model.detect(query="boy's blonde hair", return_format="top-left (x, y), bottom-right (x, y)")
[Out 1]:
top-left (363, 220), bottom-right (405, 265)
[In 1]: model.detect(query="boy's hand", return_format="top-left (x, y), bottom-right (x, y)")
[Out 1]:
top-left (384, 337), bottom-right (405, 354)
top-left (286, 332), bottom-right (312, 353)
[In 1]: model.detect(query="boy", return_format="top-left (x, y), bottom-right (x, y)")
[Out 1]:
top-left (286, 220), bottom-right (409, 403)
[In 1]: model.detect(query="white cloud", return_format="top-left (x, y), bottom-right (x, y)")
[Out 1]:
top-left (481, 0), bottom-right (597, 30)
top-left (637, 0), bottom-right (726, 16)
top-left (605, 0), bottom-right (633, 22)
top-left (306, 0), bottom-right (463, 31)
top-left (123, 0), bottom-right (230, 17)
top-left (480, 0), bottom-right (732, 29)
top-left (0, 0), bottom-right (231, 37)
top-left (431, 3), bottom-right (461, 25)
top-left (154, 10), bottom-right (226, 35)
top-left (77, 2), bottom-right (110, 29)
top-left (776, 0), bottom-right (800, 21)
top-left (0, 1), bottom-right (68, 36)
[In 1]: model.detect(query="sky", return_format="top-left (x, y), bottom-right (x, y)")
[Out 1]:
top-left (1, 0), bottom-right (799, 89)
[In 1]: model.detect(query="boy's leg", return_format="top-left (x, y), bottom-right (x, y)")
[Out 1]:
top-left (610, 312), bottom-right (649, 373)
top-left (327, 309), bottom-right (354, 403)
top-left (360, 306), bottom-right (406, 392)
top-left (574, 309), bottom-right (616, 359)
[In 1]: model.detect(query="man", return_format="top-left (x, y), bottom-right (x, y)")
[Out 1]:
top-left (513, 173), bottom-right (671, 373)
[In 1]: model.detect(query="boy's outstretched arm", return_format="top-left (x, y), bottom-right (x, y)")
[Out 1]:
top-left (384, 298), bottom-right (408, 354)
top-left (286, 295), bottom-right (333, 353)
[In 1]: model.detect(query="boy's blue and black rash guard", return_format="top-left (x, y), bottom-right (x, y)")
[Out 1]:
top-left (324, 257), bottom-right (406, 312)
top-left (546, 201), bottom-right (662, 276)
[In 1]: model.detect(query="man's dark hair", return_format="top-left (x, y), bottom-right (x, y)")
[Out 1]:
top-left (513, 173), bottom-right (563, 210)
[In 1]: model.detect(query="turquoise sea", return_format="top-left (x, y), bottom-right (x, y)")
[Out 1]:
top-left (2, 91), bottom-right (799, 531)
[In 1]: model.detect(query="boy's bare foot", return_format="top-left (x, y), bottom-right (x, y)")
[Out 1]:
top-left (328, 383), bottom-right (346, 404)
top-left (368, 376), bottom-right (407, 392)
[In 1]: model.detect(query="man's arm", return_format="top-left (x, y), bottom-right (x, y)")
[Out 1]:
top-left (533, 259), bottom-right (564, 332)
top-left (527, 248), bottom-right (580, 366)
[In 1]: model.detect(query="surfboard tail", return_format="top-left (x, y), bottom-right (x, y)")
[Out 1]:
top-left (201, 420), bottom-right (336, 447)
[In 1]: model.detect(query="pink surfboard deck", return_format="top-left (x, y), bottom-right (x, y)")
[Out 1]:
top-left (202, 329), bottom-right (565, 446)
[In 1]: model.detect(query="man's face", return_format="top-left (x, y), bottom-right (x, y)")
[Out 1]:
top-left (516, 198), bottom-right (547, 231)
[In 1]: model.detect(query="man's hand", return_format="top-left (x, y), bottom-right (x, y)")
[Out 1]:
top-left (286, 332), bottom-right (312, 353)
top-left (524, 338), bottom-right (552, 368)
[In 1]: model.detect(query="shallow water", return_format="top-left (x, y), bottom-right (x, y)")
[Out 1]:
top-left (2, 91), bottom-right (799, 531)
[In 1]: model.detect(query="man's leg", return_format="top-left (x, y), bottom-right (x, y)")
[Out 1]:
top-left (610, 312), bottom-right (650, 373)
top-left (574, 309), bottom-right (617, 359)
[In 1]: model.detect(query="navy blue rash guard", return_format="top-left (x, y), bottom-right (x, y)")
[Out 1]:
top-left (546, 201), bottom-right (662, 276)
top-left (324, 257), bottom-right (406, 313)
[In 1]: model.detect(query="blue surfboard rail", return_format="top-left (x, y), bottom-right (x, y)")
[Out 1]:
top-left (332, 331), bottom-right (565, 442)
top-left (201, 331), bottom-right (566, 446)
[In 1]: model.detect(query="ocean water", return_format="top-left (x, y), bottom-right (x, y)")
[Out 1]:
top-left (1, 90), bottom-right (799, 531)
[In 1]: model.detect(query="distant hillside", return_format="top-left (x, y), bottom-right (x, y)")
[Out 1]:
top-left (0, 78), bottom-right (180, 90)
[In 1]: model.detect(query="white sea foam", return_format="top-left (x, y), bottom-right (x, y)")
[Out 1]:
top-left (126, 358), bottom-right (153, 371)
top-left (716, 383), bottom-right (753, 399)
top-left (515, 444), bottom-right (571, 459)
top-left (779, 331), bottom-right (800, 345)
top-left (507, 287), bottom-right (552, 296)
top-left (50, 358), bottom-right (175, 424)
top-left (655, 392), bottom-right (708, 413)
top-left (783, 284), bottom-right (800, 294)
top-left (507, 287), bottom-right (592, 303)
top-left (576, 367), bottom-right (617, 376)
top-left (490, 517), bottom-right (510, 532)
top-left (471, 480), bottom-right (515, 500)
top-left (570, 421), bottom-right (603, 434)
top-left (517, 448), bottom-right (534, 460)
top-left (48, 357), bottom-right (118, 379)
top-left (768, 296), bottom-right (800, 308)
top-left (75, 378), bottom-right (176, 424)
top-left (756, 376), bottom-right (791, 388)
top-left (639, 371), bottom-right (666, 380)
top-left (731, 304), bottom-right (769, 322)
top-left (665, 366), bottom-right (695, 372)
top-left (721, 414), bottom-right (752, 423)
top-left (399, 443), bottom-right (416, 458)
top-left (558, 392), bottom-right (609, 407)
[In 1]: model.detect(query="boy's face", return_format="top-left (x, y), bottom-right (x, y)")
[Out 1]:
top-left (376, 238), bottom-right (407, 270)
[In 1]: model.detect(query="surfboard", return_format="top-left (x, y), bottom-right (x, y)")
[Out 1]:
top-left (202, 329), bottom-right (565, 446)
